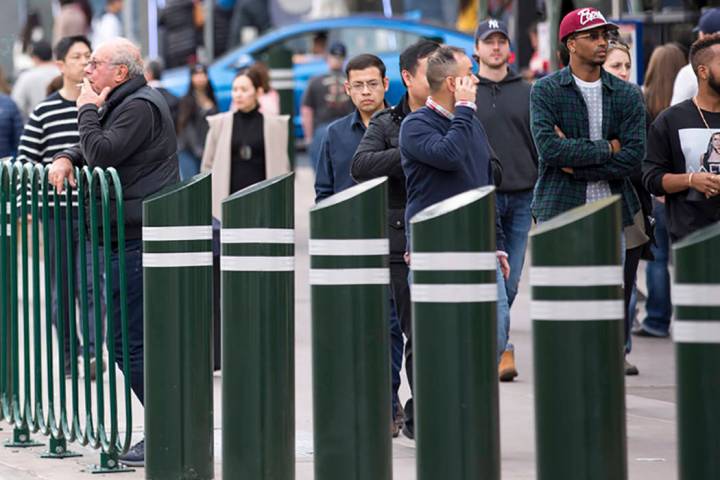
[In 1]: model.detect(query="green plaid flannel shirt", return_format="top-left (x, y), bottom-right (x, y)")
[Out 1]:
top-left (530, 67), bottom-right (645, 226)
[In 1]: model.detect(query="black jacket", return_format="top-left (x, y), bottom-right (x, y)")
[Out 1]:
top-left (58, 75), bottom-right (179, 241)
top-left (351, 94), bottom-right (411, 262)
top-left (475, 70), bottom-right (537, 192)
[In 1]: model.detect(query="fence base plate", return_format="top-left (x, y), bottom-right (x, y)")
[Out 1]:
top-left (89, 452), bottom-right (135, 474)
top-left (40, 437), bottom-right (82, 459)
top-left (4, 427), bottom-right (44, 448)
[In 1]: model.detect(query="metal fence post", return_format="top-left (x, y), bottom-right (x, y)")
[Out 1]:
top-left (672, 222), bottom-right (720, 480)
top-left (143, 172), bottom-right (214, 480)
top-left (309, 177), bottom-right (392, 480)
top-left (529, 195), bottom-right (626, 480)
top-left (409, 187), bottom-right (500, 480)
top-left (221, 173), bottom-right (295, 479)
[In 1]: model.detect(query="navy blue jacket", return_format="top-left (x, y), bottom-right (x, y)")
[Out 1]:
top-left (400, 104), bottom-right (504, 250)
top-left (314, 110), bottom-right (366, 202)
top-left (0, 94), bottom-right (23, 158)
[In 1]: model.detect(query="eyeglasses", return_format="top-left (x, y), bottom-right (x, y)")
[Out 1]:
top-left (87, 59), bottom-right (120, 70)
top-left (573, 30), bottom-right (612, 42)
top-left (349, 80), bottom-right (382, 92)
top-left (66, 53), bottom-right (92, 62)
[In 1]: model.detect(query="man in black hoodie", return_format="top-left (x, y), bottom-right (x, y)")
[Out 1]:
top-left (474, 19), bottom-right (538, 382)
top-left (351, 39), bottom-right (440, 440)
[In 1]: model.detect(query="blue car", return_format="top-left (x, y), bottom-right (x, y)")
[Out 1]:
top-left (162, 15), bottom-right (475, 138)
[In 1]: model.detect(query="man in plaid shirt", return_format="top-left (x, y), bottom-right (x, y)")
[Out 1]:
top-left (530, 7), bottom-right (645, 228)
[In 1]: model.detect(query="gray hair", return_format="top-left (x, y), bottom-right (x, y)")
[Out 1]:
top-left (426, 46), bottom-right (466, 93)
top-left (102, 38), bottom-right (144, 77)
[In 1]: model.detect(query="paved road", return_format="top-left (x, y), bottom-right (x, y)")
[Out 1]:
top-left (0, 164), bottom-right (678, 479)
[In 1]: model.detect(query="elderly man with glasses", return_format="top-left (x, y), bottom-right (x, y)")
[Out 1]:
top-left (48, 37), bottom-right (179, 467)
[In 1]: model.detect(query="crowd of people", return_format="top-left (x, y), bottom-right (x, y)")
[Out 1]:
top-left (1, 3), bottom-right (719, 469)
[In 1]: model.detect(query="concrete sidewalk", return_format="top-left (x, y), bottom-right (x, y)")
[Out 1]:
top-left (0, 165), bottom-right (678, 479)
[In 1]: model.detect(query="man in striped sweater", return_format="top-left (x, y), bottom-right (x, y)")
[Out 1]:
top-left (18, 35), bottom-right (105, 379)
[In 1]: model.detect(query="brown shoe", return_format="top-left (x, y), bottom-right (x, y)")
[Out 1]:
top-left (499, 350), bottom-right (518, 382)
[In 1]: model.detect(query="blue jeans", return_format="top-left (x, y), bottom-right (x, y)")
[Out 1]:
top-left (642, 200), bottom-right (672, 335)
top-left (178, 149), bottom-right (201, 181)
top-left (389, 296), bottom-right (403, 415)
top-left (109, 239), bottom-right (144, 405)
top-left (495, 190), bottom-right (533, 350)
top-left (496, 265), bottom-right (511, 361)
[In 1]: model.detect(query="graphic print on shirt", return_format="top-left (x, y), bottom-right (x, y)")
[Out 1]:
top-left (678, 128), bottom-right (720, 174)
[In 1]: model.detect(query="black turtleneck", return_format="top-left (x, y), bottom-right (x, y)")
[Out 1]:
top-left (230, 106), bottom-right (265, 193)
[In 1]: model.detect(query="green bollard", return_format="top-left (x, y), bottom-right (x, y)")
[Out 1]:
top-left (267, 46), bottom-right (295, 167)
top-left (309, 177), bottom-right (392, 480)
top-left (409, 187), bottom-right (500, 480)
top-left (143, 173), bottom-right (214, 480)
top-left (672, 222), bottom-right (720, 480)
top-left (530, 196), bottom-right (626, 480)
top-left (221, 173), bottom-right (295, 479)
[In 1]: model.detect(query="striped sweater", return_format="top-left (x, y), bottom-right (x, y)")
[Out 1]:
top-left (17, 92), bottom-right (79, 165)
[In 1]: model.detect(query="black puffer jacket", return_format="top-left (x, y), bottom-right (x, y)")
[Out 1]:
top-left (57, 75), bottom-right (179, 241)
top-left (351, 95), bottom-right (411, 262)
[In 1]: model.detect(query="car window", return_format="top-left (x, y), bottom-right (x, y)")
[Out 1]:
top-left (328, 28), bottom-right (426, 57)
top-left (254, 31), bottom-right (328, 65)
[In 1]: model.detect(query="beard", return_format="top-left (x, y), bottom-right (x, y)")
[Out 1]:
top-left (709, 70), bottom-right (720, 97)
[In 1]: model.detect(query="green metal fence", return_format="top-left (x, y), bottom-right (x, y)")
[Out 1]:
top-left (0, 160), bottom-right (134, 473)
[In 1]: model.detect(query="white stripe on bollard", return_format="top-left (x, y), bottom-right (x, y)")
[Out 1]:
top-left (309, 238), bottom-right (388, 256)
top-left (309, 268), bottom-right (389, 285)
top-left (411, 252), bottom-right (496, 271)
top-left (270, 80), bottom-right (296, 90)
top-left (221, 228), bottom-right (294, 244)
top-left (672, 284), bottom-right (720, 306)
top-left (143, 226), bottom-right (213, 241)
top-left (530, 265), bottom-right (623, 286)
top-left (143, 252), bottom-right (213, 268)
top-left (269, 68), bottom-right (294, 79)
top-left (673, 321), bottom-right (720, 344)
top-left (531, 300), bottom-right (624, 320)
top-left (221, 256), bottom-right (294, 272)
top-left (411, 283), bottom-right (497, 303)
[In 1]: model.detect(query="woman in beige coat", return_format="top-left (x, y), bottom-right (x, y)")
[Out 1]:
top-left (201, 68), bottom-right (291, 219)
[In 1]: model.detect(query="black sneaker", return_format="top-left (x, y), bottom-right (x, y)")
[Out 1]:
top-left (402, 423), bottom-right (414, 440)
top-left (119, 439), bottom-right (144, 467)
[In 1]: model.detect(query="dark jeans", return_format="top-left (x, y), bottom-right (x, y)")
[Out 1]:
top-left (390, 261), bottom-right (413, 427)
top-left (642, 200), bottom-right (672, 335)
top-left (48, 211), bottom-right (106, 362)
top-left (623, 245), bottom-right (643, 354)
top-left (389, 296), bottom-right (401, 414)
top-left (109, 239), bottom-right (144, 405)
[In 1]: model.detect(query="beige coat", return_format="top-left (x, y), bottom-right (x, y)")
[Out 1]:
top-left (201, 111), bottom-right (291, 219)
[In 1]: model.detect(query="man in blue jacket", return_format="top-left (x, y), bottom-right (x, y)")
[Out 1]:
top-left (400, 45), bottom-right (511, 361)
top-left (314, 54), bottom-right (388, 201)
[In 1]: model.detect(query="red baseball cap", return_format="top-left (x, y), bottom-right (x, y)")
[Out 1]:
top-left (559, 7), bottom-right (618, 42)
